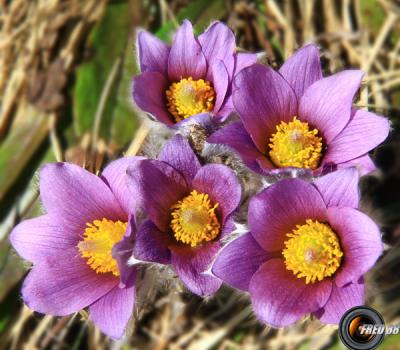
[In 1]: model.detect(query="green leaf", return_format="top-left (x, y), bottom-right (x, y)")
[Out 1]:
top-left (110, 41), bottom-right (140, 148)
top-left (0, 112), bottom-right (48, 201)
top-left (0, 284), bottom-right (20, 333)
top-left (73, 1), bottom-right (131, 140)
top-left (359, 0), bottom-right (385, 35)
top-left (380, 333), bottom-right (400, 348)
top-left (0, 240), bottom-right (26, 303)
top-left (155, 0), bottom-right (225, 41)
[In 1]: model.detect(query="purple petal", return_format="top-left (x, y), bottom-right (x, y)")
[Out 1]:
top-left (198, 21), bottom-right (235, 80)
top-left (249, 179), bottom-right (327, 252)
top-left (137, 30), bottom-right (170, 75)
top-left (279, 44), bottom-right (323, 99)
top-left (134, 220), bottom-right (171, 264)
top-left (101, 157), bottom-right (145, 216)
top-left (40, 163), bottom-right (123, 231)
top-left (216, 97), bottom-right (234, 121)
top-left (168, 20), bottom-right (207, 81)
top-left (327, 207), bottom-right (382, 287)
top-left (220, 214), bottom-right (236, 238)
top-left (233, 64), bottom-right (298, 152)
top-left (112, 216), bottom-right (137, 288)
top-left (211, 60), bottom-right (229, 112)
top-left (313, 168), bottom-right (359, 208)
top-left (192, 164), bottom-right (241, 223)
top-left (212, 233), bottom-right (269, 291)
top-left (22, 248), bottom-right (117, 316)
top-left (173, 112), bottom-right (215, 130)
top-left (325, 109), bottom-right (390, 164)
top-left (207, 122), bottom-right (274, 174)
top-left (249, 259), bottom-right (332, 327)
top-left (90, 284), bottom-right (135, 339)
top-left (171, 243), bottom-right (222, 296)
top-left (133, 72), bottom-right (173, 126)
top-left (10, 215), bottom-right (78, 264)
top-left (233, 53), bottom-right (257, 75)
top-left (315, 279), bottom-right (364, 324)
top-left (337, 154), bottom-right (376, 176)
top-left (157, 134), bottom-right (201, 184)
top-left (299, 70), bottom-right (364, 142)
top-left (127, 159), bottom-right (188, 231)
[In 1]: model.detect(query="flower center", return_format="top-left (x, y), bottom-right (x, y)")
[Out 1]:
top-left (269, 117), bottom-right (323, 169)
top-left (78, 218), bottom-right (127, 276)
top-left (282, 219), bottom-right (343, 284)
top-left (170, 190), bottom-right (220, 247)
top-left (166, 77), bottom-right (215, 122)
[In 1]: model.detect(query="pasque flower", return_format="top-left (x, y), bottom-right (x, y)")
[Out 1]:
top-left (127, 135), bottom-right (241, 295)
top-left (10, 158), bottom-right (142, 339)
top-left (208, 45), bottom-right (390, 175)
top-left (133, 20), bottom-right (256, 126)
top-left (212, 168), bottom-right (382, 326)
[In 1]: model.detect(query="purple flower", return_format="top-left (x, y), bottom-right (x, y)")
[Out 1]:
top-left (9, 158), bottom-right (142, 339)
top-left (127, 135), bottom-right (241, 296)
top-left (133, 20), bottom-right (256, 127)
top-left (213, 168), bottom-right (382, 326)
top-left (208, 45), bottom-right (390, 176)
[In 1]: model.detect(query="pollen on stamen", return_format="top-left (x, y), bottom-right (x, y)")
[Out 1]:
top-left (269, 117), bottom-right (323, 169)
top-left (166, 77), bottom-right (215, 122)
top-left (78, 218), bottom-right (127, 276)
top-left (282, 219), bottom-right (343, 284)
top-left (170, 190), bottom-right (220, 247)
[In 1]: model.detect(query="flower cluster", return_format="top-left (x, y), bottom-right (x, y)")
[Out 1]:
top-left (10, 20), bottom-right (389, 339)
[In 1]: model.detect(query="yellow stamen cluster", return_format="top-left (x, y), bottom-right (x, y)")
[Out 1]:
top-left (282, 219), bottom-right (343, 284)
top-left (166, 77), bottom-right (215, 122)
top-left (170, 190), bottom-right (220, 247)
top-left (269, 117), bottom-right (323, 169)
top-left (78, 218), bottom-right (127, 276)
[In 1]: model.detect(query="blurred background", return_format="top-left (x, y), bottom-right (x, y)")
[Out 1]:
top-left (0, 0), bottom-right (400, 349)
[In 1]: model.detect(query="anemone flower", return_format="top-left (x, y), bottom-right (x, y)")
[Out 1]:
top-left (133, 20), bottom-right (256, 127)
top-left (212, 168), bottom-right (382, 326)
top-left (127, 134), bottom-right (241, 296)
top-left (10, 158), bottom-right (142, 339)
top-left (208, 45), bottom-right (390, 176)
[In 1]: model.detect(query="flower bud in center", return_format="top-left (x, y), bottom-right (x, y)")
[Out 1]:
top-left (166, 78), bottom-right (215, 122)
top-left (269, 117), bottom-right (323, 169)
top-left (78, 218), bottom-right (127, 276)
top-left (170, 190), bottom-right (220, 247)
top-left (282, 219), bottom-right (343, 284)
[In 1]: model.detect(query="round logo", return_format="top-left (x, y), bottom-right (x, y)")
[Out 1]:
top-left (339, 306), bottom-right (385, 350)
